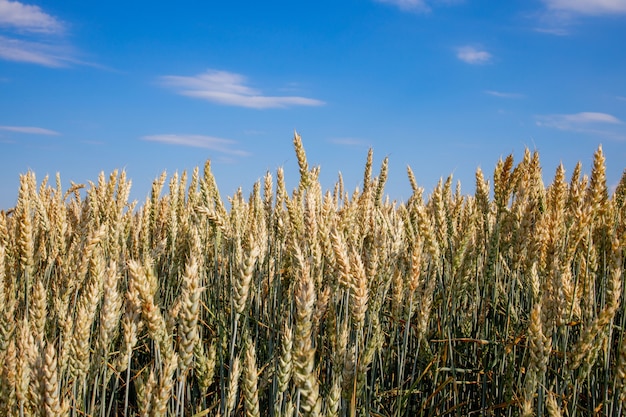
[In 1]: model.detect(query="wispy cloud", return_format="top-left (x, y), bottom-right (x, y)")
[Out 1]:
top-left (485, 90), bottom-right (525, 99)
top-left (0, 36), bottom-right (74, 66)
top-left (617, 96), bottom-right (626, 101)
top-left (374, 0), bottom-right (430, 12)
top-left (536, 112), bottom-right (625, 139)
top-left (542, 0), bottom-right (626, 16)
top-left (330, 137), bottom-right (370, 147)
top-left (0, 1), bottom-right (94, 67)
top-left (536, 0), bottom-right (626, 34)
top-left (374, 0), bottom-right (463, 13)
top-left (0, 125), bottom-right (60, 135)
top-left (81, 139), bottom-right (104, 146)
top-left (160, 69), bottom-right (325, 109)
top-left (457, 46), bottom-right (492, 65)
top-left (533, 26), bottom-right (570, 36)
top-left (142, 134), bottom-right (250, 156)
top-left (0, 0), bottom-right (63, 33)
top-left (537, 111), bottom-right (621, 127)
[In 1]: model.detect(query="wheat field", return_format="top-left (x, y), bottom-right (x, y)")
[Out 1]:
top-left (0, 133), bottom-right (625, 416)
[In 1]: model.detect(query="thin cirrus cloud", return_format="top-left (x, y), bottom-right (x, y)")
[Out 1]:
top-left (329, 137), bottom-right (370, 148)
top-left (142, 134), bottom-right (250, 157)
top-left (536, 0), bottom-right (626, 35)
top-left (374, 0), bottom-right (430, 12)
top-left (484, 90), bottom-right (525, 99)
top-left (536, 112), bottom-right (624, 138)
top-left (0, 36), bottom-right (73, 67)
top-left (456, 46), bottom-right (492, 65)
top-left (542, 0), bottom-right (626, 16)
top-left (373, 0), bottom-right (463, 13)
top-left (0, 0), bottom-right (82, 67)
top-left (0, 125), bottom-right (60, 135)
top-left (160, 69), bottom-right (325, 109)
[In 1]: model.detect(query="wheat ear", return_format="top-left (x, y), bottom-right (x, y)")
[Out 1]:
top-left (225, 355), bottom-right (242, 417)
top-left (293, 261), bottom-right (321, 417)
top-left (243, 335), bottom-right (261, 417)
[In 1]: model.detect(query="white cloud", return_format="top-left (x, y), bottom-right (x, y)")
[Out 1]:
top-left (457, 46), bottom-right (492, 65)
top-left (160, 70), bottom-right (325, 109)
top-left (0, 0), bottom-right (63, 33)
top-left (0, 2), bottom-right (90, 68)
top-left (536, 112), bottom-right (625, 139)
top-left (374, 0), bottom-right (463, 12)
top-left (536, 0), bottom-right (626, 34)
top-left (0, 35), bottom-right (72, 66)
top-left (484, 90), bottom-right (525, 99)
top-left (533, 26), bottom-right (570, 36)
top-left (537, 112), bottom-right (622, 128)
top-left (0, 125), bottom-right (60, 135)
top-left (542, 0), bottom-right (626, 16)
top-left (617, 96), bottom-right (626, 101)
top-left (142, 134), bottom-right (250, 156)
top-left (330, 138), bottom-right (370, 147)
top-left (374, 0), bottom-right (430, 12)
top-left (81, 139), bottom-right (104, 146)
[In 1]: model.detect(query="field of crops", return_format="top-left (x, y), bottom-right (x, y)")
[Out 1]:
top-left (1, 133), bottom-right (625, 416)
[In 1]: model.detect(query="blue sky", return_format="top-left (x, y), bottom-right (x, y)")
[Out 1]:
top-left (1, 0), bottom-right (625, 209)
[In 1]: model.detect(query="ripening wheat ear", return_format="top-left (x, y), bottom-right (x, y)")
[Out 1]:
top-left (0, 338), bottom-right (18, 414)
top-left (363, 148), bottom-right (374, 196)
top-left (98, 261), bottom-right (122, 359)
top-left (29, 279), bottom-right (47, 346)
top-left (242, 335), bottom-right (260, 417)
top-left (127, 260), bottom-right (158, 332)
top-left (39, 341), bottom-right (66, 416)
top-left (275, 320), bottom-right (293, 415)
top-left (177, 256), bottom-right (200, 374)
top-left (69, 250), bottom-right (105, 391)
top-left (0, 209), bottom-right (8, 247)
top-left (474, 167), bottom-right (491, 235)
top-left (330, 228), bottom-right (351, 289)
top-left (13, 174), bottom-right (36, 346)
top-left (151, 347), bottom-right (178, 417)
top-left (194, 340), bottom-right (217, 396)
top-left (225, 355), bottom-right (242, 417)
top-left (414, 204), bottom-right (440, 265)
top-left (587, 145), bottom-right (609, 216)
top-left (94, 261), bottom-right (122, 414)
top-left (546, 391), bottom-right (562, 417)
top-left (348, 249), bottom-right (368, 331)
top-left (614, 168), bottom-right (626, 213)
top-left (0, 244), bottom-right (16, 356)
top-left (374, 156), bottom-right (388, 207)
top-left (493, 154), bottom-right (515, 212)
top-left (616, 329), bottom-right (626, 404)
top-left (293, 260), bottom-right (321, 417)
top-left (263, 170), bottom-right (274, 228)
top-left (115, 269), bottom-right (141, 373)
top-left (234, 243), bottom-right (260, 316)
top-left (522, 303), bottom-right (550, 416)
top-left (569, 237), bottom-right (622, 373)
top-left (294, 131), bottom-right (311, 191)
top-left (173, 257), bottom-right (201, 417)
top-left (16, 317), bottom-right (36, 416)
top-left (326, 369), bottom-right (342, 417)
top-left (16, 173), bottom-right (35, 283)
